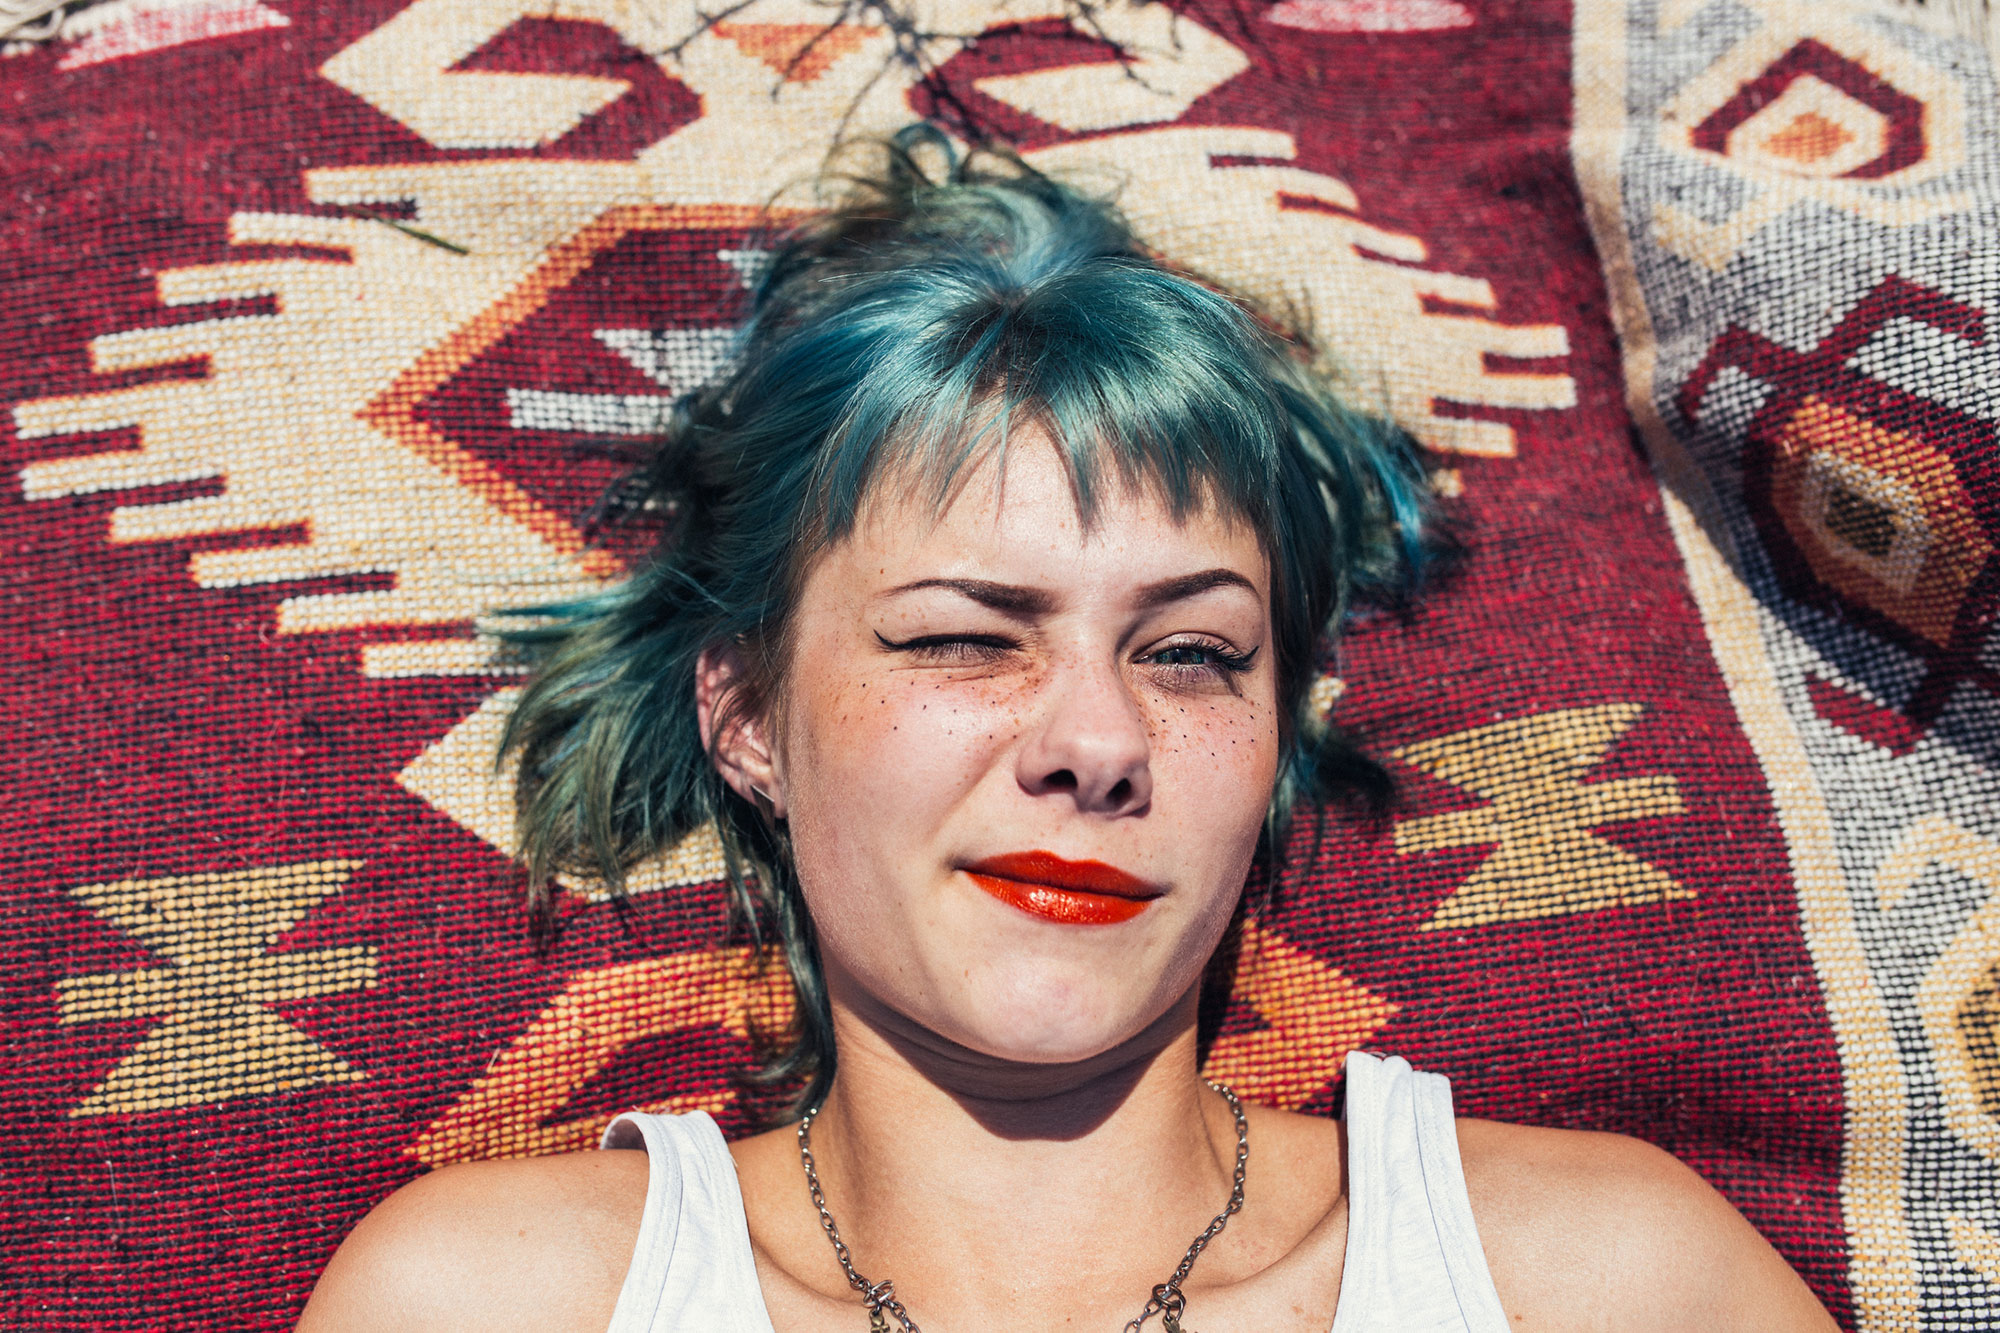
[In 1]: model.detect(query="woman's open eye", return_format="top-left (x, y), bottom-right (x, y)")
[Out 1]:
top-left (874, 631), bottom-right (1017, 664)
top-left (1141, 640), bottom-right (1258, 676)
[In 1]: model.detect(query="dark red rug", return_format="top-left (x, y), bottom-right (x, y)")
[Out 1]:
top-left (3, 0), bottom-right (1996, 1326)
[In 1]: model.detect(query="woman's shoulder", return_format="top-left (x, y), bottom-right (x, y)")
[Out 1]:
top-left (295, 1145), bottom-right (649, 1333)
top-left (1453, 1117), bottom-right (1838, 1331)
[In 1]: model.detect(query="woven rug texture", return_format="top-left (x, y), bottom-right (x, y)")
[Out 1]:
top-left (1, 0), bottom-right (1996, 1327)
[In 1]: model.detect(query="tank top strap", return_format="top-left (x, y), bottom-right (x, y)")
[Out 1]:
top-left (599, 1111), bottom-right (776, 1333)
top-left (1330, 1052), bottom-right (1510, 1333)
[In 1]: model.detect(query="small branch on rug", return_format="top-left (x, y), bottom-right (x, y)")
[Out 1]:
top-left (346, 206), bottom-right (473, 256)
top-left (666, 0), bottom-right (1156, 145)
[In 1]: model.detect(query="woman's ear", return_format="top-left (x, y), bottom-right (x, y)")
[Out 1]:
top-left (695, 642), bottom-right (786, 819)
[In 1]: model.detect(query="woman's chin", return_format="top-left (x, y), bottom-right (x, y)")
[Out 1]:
top-left (933, 966), bottom-right (1186, 1069)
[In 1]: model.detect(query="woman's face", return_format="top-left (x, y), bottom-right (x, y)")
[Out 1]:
top-left (720, 432), bottom-right (1281, 1068)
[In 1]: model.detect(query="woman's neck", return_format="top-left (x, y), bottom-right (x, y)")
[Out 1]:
top-left (745, 981), bottom-right (1259, 1328)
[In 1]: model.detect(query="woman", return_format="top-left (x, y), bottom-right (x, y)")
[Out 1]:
top-left (299, 132), bottom-right (1838, 1332)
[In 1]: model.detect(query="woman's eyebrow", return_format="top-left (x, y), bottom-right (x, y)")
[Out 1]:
top-left (1136, 569), bottom-right (1259, 608)
top-left (879, 578), bottom-right (1057, 617)
top-left (880, 571), bottom-right (1257, 616)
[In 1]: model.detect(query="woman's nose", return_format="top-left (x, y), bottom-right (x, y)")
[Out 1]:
top-left (1014, 654), bottom-right (1153, 815)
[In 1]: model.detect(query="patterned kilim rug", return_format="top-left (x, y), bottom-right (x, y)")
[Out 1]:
top-left (2, 0), bottom-right (1997, 1327)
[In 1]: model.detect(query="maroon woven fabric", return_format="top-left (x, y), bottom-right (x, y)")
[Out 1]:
top-left (3, 0), bottom-right (1994, 1327)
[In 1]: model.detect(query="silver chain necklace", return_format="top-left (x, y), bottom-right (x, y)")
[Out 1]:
top-left (795, 1080), bottom-right (1249, 1333)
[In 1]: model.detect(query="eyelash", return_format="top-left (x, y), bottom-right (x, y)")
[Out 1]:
top-left (874, 632), bottom-right (1258, 677)
top-left (1147, 641), bottom-right (1258, 675)
top-left (874, 632), bottom-right (1013, 665)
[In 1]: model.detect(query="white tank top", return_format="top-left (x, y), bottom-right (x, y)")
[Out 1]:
top-left (600, 1051), bottom-right (1510, 1332)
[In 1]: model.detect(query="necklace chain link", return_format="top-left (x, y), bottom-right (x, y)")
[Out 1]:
top-left (795, 1081), bottom-right (1249, 1333)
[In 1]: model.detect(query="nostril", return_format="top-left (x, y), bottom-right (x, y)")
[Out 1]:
top-left (1107, 777), bottom-right (1131, 805)
top-left (1046, 768), bottom-right (1078, 791)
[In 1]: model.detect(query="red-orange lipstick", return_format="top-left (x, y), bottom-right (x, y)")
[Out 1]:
top-left (962, 851), bottom-right (1162, 925)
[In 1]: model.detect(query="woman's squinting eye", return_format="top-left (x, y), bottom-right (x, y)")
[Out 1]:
top-left (874, 630), bottom-right (1015, 664)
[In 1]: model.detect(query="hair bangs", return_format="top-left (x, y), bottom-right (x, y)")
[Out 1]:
top-left (803, 253), bottom-right (1294, 553)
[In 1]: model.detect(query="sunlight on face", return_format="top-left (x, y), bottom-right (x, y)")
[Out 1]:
top-left (772, 431), bottom-right (1281, 1066)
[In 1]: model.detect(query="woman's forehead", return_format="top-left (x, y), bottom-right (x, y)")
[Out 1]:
top-left (837, 432), bottom-right (1268, 600)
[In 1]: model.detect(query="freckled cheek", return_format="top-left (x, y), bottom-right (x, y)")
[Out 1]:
top-left (793, 673), bottom-right (1033, 791)
top-left (783, 674), bottom-right (1033, 933)
top-left (1145, 694), bottom-right (1279, 757)
top-left (1145, 695), bottom-right (1283, 800)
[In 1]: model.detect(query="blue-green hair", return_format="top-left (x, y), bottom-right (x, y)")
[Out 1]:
top-left (501, 127), bottom-right (1428, 1109)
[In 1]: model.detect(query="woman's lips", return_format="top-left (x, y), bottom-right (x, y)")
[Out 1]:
top-left (961, 851), bottom-right (1163, 926)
